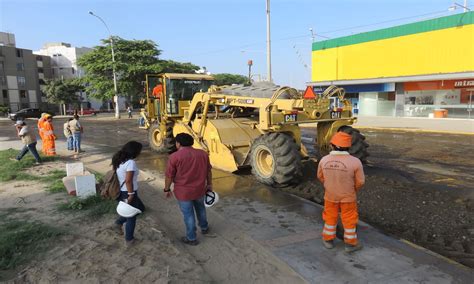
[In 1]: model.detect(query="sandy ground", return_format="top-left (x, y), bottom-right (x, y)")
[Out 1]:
top-left (0, 157), bottom-right (304, 283)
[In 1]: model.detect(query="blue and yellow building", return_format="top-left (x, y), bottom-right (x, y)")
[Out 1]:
top-left (309, 12), bottom-right (474, 118)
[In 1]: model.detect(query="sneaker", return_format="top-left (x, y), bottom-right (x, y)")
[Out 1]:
top-left (201, 227), bottom-right (210, 235)
top-left (9, 158), bottom-right (19, 162)
top-left (181, 237), bottom-right (199, 246)
top-left (34, 162), bottom-right (42, 165)
top-left (345, 243), bottom-right (363, 253)
top-left (323, 240), bottom-right (335, 249)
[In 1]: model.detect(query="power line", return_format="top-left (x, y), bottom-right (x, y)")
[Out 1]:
top-left (184, 8), bottom-right (469, 58)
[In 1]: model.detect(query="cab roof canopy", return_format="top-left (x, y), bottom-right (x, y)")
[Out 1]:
top-left (162, 73), bottom-right (214, 80)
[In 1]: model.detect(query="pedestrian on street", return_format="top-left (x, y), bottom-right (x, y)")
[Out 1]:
top-left (113, 141), bottom-right (145, 246)
top-left (127, 106), bottom-right (133, 118)
top-left (63, 118), bottom-right (73, 151)
top-left (37, 113), bottom-right (48, 154)
top-left (317, 131), bottom-right (365, 253)
top-left (68, 115), bottom-right (83, 153)
top-left (42, 114), bottom-right (56, 156)
top-left (164, 133), bottom-right (212, 246)
top-left (12, 120), bottom-right (42, 164)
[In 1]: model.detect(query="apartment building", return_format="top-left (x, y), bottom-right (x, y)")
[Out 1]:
top-left (0, 32), bottom-right (53, 112)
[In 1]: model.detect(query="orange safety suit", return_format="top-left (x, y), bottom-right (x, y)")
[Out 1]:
top-left (37, 117), bottom-right (46, 154)
top-left (317, 151), bottom-right (365, 245)
top-left (152, 84), bottom-right (163, 99)
top-left (42, 120), bottom-right (56, 156)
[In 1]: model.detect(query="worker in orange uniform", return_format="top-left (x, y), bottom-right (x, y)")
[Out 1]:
top-left (42, 114), bottom-right (57, 156)
top-left (37, 113), bottom-right (48, 154)
top-left (317, 131), bottom-right (365, 253)
top-left (152, 81), bottom-right (163, 117)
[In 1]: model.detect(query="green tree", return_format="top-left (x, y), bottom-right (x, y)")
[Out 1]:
top-left (43, 79), bottom-right (82, 105)
top-left (77, 36), bottom-right (199, 102)
top-left (212, 73), bottom-right (249, 86)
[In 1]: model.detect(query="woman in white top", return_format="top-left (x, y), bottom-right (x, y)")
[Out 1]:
top-left (112, 141), bottom-right (144, 245)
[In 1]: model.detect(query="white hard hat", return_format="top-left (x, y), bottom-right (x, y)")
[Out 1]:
top-left (204, 191), bottom-right (219, 208)
top-left (116, 201), bottom-right (142, 218)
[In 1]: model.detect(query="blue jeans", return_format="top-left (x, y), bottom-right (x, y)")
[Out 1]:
top-left (115, 191), bottom-right (144, 241)
top-left (67, 136), bottom-right (73, 150)
top-left (72, 132), bottom-right (81, 152)
top-left (16, 142), bottom-right (41, 163)
top-left (177, 196), bottom-right (208, 241)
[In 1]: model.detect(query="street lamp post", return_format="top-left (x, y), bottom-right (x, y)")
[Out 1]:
top-left (266, 0), bottom-right (272, 83)
top-left (88, 11), bottom-right (120, 119)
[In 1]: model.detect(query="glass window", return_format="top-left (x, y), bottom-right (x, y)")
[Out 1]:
top-left (17, 63), bottom-right (24, 71)
top-left (38, 67), bottom-right (44, 73)
top-left (36, 55), bottom-right (43, 61)
top-left (2, 90), bottom-right (7, 99)
top-left (16, 49), bottom-right (23, 57)
top-left (17, 76), bottom-right (26, 88)
top-left (165, 79), bottom-right (213, 114)
top-left (20, 90), bottom-right (27, 98)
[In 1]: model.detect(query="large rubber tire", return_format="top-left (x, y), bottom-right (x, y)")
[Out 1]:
top-left (338, 125), bottom-right (369, 163)
top-left (250, 132), bottom-right (302, 186)
top-left (148, 121), bottom-right (176, 154)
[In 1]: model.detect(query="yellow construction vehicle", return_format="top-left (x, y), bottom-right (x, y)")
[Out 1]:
top-left (140, 73), bottom-right (368, 186)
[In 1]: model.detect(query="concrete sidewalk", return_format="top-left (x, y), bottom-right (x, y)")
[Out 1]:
top-left (353, 116), bottom-right (474, 134)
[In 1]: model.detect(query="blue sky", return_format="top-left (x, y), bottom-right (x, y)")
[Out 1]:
top-left (0, 0), bottom-right (467, 88)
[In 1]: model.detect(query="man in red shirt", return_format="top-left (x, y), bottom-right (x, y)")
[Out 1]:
top-left (164, 133), bottom-right (212, 245)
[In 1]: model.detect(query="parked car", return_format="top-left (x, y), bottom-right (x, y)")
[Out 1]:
top-left (8, 108), bottom-right (43, 121)
top-left (66, 109), bottom-right (98, 115)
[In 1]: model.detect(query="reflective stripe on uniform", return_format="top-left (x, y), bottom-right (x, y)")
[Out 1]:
top-left (324, 224), bottom-right (337, 229)
top-left (344, 234), bottom-right (358, 239)
top-left (323, 230), bottom-right (336, 235)
top-left (344, 228), bottom-right (356, 233)
top-left (43, 131), bottom-right (53, 135)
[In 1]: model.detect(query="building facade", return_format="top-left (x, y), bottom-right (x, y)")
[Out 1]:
top-left (309, 12), bottom-right (474, 119)
top-left (35, 42), bottom-right (104, 110)
top-left (0, 32), bottom-right (53, 112)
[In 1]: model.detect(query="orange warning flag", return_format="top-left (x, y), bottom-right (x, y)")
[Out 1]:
top-left (303, 86), bottom-right (316, 99)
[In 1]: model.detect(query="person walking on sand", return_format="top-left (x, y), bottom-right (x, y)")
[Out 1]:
top-left (164, 133), bottom-right (212, 246)
top-left (317, 131), bottom-right (365, 253)
top-left (68, 115), bottom-right (83, 153)
top-left (12, 120), bottom-right (42, 164)
top-left (113, 141), bottom-right (145, 246)
top-left (127, 106), bottom-right (133, 118)
top-left (63, 118), bottom-right (73, 151)
top-left (42, 114), bottom-right (56, 156)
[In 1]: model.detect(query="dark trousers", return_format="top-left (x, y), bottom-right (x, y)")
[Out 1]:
top-left (16, 142), bottom-right (41, 163)
top-left (115, 191), bottom-right (145, 241)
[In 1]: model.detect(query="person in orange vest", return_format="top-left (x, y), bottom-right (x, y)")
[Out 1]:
top-left (317, 131), bottom-right (365, 253)
top-left (152, 81), bottom-right (163, 117)
top-left (42, 114), bottom-right (57, 156)
top-left (37, 113), bottom-right (48, 154)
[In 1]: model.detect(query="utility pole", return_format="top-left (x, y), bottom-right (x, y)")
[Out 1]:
top-left (89, 11), bottom-right (121, 119)
top-left (465, 0), bottom-right (468, 12)
top-left (266, 0), bottom-right (272, 82)
top-left (247, 60), bottom-right (253, 85)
